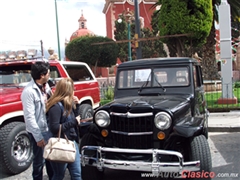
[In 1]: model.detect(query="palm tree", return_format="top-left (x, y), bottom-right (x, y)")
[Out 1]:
top-left (201, 0), bottom-right (240, 80)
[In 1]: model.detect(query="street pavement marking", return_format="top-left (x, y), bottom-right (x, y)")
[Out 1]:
top-left (208, 135), bottom-right (230, 168)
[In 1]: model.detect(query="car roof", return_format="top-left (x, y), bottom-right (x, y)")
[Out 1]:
top-left (118, 57), bottom-right (200, 69)
top-left (59, 61), bottom-right (87, 66)
top-left (0, 58), bottom-right (87, 67)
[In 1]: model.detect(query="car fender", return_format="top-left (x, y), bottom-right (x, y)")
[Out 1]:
top-left (0, 111), bottom-right (24, 125)
top-left (83, 123), bottom-right (104, 146)
top-left (173, 116), bottom-right (204, 138)
top-left (79, 96), bottom-right (100, 110)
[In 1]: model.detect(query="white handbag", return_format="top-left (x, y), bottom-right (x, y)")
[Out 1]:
top-left (43, 124), bottom-right (76, 163)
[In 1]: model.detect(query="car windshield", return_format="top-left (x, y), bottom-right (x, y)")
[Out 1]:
top-left (118, 66), bottom-right (189, 89)
top-left (0, 68), bottom-right (32, 86)
top-left (0, 64), bottom-right (61, 87)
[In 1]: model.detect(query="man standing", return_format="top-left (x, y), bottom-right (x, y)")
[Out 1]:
top-left (21, 61), bottom-right (53, 180)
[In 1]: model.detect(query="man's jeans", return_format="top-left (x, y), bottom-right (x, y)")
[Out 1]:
top-left (29, 133), bottom-right (53, 180)
top-left (50, 141), bottom-right (81, 180)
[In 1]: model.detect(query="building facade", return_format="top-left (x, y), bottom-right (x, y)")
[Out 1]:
top-left (103, 0), bottom-right (158, 39)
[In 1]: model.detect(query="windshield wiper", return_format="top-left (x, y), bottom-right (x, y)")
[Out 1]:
top-left (138, 72), bottom-right (151, 94)
top-left (154, 74), bottom-right (166, 92)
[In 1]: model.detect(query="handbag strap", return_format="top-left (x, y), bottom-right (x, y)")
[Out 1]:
top-left (58, 102), bottom-right (66, 123)
top-left (58, 122), bottom-right (71, 144)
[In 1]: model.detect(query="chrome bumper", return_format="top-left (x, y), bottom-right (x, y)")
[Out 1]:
top-left (81, 146), bottom-right (200, 176)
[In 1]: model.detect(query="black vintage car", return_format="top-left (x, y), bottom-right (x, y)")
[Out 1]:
top-left (80, 57), bottom-right (212, 180)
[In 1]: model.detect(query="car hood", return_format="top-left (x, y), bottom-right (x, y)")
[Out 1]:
top-left (0, 86), bottom-right (23, 104)
top-left (104, 95), bottom-right (192, 114)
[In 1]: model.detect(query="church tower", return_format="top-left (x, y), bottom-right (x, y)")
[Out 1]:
top-left (78, 10), bottom-right (87, 29)
top-left (70, 10), bottom-right (94, 41)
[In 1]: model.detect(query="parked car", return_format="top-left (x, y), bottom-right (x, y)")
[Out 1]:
top-left (80, 57), bottom-right (212, 180)
top-left (0, 52), bottom-right (100, 175)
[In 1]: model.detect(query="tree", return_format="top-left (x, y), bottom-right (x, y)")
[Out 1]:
top-left (156, 0), bottom-right (213, 57)
top-left (201, 0), bottom-right (240, 80)
top-left (114, 15), bottom-right (129, 62)
top-left (141, 28), bottom-right (167, 58)
top-left (114, 14), bottom-right (166, 61)
top-left (153, 0), bottom-right (240, 80)
top-left (65, 36), bottom-right (119, 74)
top-left (232, 21), bottom-right (240, 40)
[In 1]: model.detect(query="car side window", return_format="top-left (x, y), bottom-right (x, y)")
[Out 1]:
top-left (197, 66), bottom-right (204, 86)
top-left (64, 65), bottom-right (93, 82)
top-left (50, 66), bottom-right (61, 79)
top-left (0, 65), bottom-right (32, 85)
top-left (193, 65), bottom-right (203, 87)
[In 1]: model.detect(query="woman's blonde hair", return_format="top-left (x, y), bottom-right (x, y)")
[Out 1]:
top-left (46, 78), bottom-right (75, 116)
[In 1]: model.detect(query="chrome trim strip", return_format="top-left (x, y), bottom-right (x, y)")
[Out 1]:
top-left (110, 112), bottom-right (153, 118)
top-left (111, 130), bottom-right (153, 136)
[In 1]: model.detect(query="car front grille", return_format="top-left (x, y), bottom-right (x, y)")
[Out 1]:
top-left (110, 115), bottom-right (153, 149)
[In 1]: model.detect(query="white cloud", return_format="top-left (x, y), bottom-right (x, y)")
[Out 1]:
top-left (0, 0), bottom-right (106, 56)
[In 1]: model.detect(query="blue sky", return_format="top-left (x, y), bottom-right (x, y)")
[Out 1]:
top-left (0, 0), bottom-right (106, 58)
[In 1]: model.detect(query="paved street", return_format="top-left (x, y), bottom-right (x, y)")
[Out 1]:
top-left (0, 132), bottom-right (239, 180)
top-left (208, 132), bottom-right (240, 180)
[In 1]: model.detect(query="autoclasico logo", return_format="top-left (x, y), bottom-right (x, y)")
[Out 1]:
top-left (182, 170), bottom-right (215, 179)
top-left (141, 171), bottom-right (238, 178)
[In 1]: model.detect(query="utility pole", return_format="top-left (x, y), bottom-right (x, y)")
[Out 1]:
top-left (134, 0), bottom-right (142, 59)
top-left (55, 0), bottom-right (61, 61)
top-left (40, 40), bottom-right (44, 57)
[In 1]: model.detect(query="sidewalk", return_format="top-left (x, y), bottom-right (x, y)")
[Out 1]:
top-left (208, 111), bottom-right (240, 132)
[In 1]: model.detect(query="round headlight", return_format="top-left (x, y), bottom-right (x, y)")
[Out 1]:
top-left (95, 110), bottom-right (110, 127)
top-left (154, 112), bottom-right (172, 130)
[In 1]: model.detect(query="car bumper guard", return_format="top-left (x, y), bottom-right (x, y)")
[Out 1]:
top-left (81, 146), bottom-right (200, 176)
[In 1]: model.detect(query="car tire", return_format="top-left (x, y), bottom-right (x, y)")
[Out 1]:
top-left (80, 133), bottom-right (104, 180)
top-left (79, 104), bottom-right (94, 137)
top-left (79, 104), bottom-right (94, 119)
top-left (189, 135), bottom-right (212, 180)
top-left (0, 122), bottom-right (33, 175)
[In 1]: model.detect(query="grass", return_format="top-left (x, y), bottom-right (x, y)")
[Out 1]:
top-left (205, 88), bottom-right (240, 109)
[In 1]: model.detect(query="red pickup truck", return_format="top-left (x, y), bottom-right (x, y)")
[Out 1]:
top-left (0, 57), bottom-right (100, 174)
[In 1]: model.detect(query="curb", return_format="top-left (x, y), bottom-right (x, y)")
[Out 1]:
top-left (209, 112), bottom-right (240, 117)
top-left (208, 126), bottom-right (240, 132)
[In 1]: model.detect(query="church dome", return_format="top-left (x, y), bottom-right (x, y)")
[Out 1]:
top-left (70, 10), bottom-right (95, 41)
top-left (70, 29), bottom-right (94, 41)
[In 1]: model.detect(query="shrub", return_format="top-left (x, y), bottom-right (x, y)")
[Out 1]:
top-left (104, 86), bottom-right (114, 100)
top-left (234, 81), bottom-right (240, 88)
top-left (100, 99), bottom-right (112, 106)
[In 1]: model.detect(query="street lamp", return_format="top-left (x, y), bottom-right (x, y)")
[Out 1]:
top-left (134, 0), bottom-right (142, 59)
top-left (118, 8), bottom-right (133, 61)
top-left (125, 10), bottom-right (132, 61)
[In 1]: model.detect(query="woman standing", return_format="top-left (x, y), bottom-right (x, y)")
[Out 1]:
top-left (46, 78), bottom-right (81, 180)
